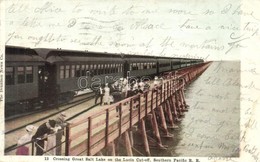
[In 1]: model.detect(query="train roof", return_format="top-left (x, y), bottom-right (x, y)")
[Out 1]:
top-left (5, 46), bottom-right (203, 63)
top-left (5, 46), bottom-right (45, 62)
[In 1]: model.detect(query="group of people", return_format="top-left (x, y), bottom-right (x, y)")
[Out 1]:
top-left (94, 78), bottom-right (151, 106)
top-left (16, 112), bottom-right (67, 156)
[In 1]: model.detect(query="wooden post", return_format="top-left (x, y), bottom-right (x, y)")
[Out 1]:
top-left (129, 130), bottom-right (134, 147)
top-left (140, 119), bottom-right (150, 156)
top-left (115, 138), bottom-right (119, 156)
top-left (31, 141), bottom-right (34, 155)
top-left (160, 84), bottom-right (163, 104)
top-left (118, 103), bottom-right (122, 137)
top-left (138, 94), bottom-right (141, 123)
top-left (163, 83), bottom-right (166, 102)
top-left (181, 88), bottom-right (188, 109)
top-left (124, 131), bottom-right (133, 156)
top-left (65, 123), bottom-right (71, 156)
top-left (171, 95), bottom-right (177, 116)
top-left (145, 92), bottom-right (148, 118)
top-left (158, 105), bottom-right (173, 138)
top-left (129, 98), bottom-right (133, 129)
top-left (149, 109), bottom-right (164, 148)
top-left (170, 95), bottom-right (181, 122)
top-left (151, 90), bottom-right (154, 112)
top-left (166, 100), bottom-right (179, 129)
top-left (178, 90), bottom-right (185, 111)
top-left (87, 117), bottom-right (92, 156)
top-left (175, 91), bottom-right (184, 116)
top-left (105, 109), bottom-right (109, 147)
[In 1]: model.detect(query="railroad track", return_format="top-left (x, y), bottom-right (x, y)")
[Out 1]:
top-left (5, 92), bottom-right (95, 134)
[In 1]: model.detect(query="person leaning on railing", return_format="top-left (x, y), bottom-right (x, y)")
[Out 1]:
top-left (32, 120), bottom-right (56, 155)
top-left (55, 112), bottom-right (68, 155)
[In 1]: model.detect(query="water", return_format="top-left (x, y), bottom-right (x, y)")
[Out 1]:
top-left (152, 61), bottom-right (240, 157)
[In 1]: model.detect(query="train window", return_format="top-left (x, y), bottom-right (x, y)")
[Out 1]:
top-left (115, 64), bottom-right (119, 73)
top-left (130, 64), bottom-right (132, 71)
top-left (113, 64), bottom-right (116, 73)
top-left (118, 64), bottom-right (121, 72)
top-left (109, 64), bottom-right (112, 73)
top-left (98, 64), bottom-right (102, 75)
top-left (76, 65), bottom-right (81, 77)
top-left (96, 64), bottom-right (99, 75)
top-left (104, 64), bottom-right (107, 74)
top-left (151, 63), bottom-right (154, 68)
top-left (115, 64), bottom-right (118, 73)
top-left (26, 66), bottom-right (33, 83)
top-left (93, 64), bottom-right (97, 75)
top-left (89, 64), bottom-right (92, 74)
top-left (17, 66), bottom-right (25, 83)
top-left (98, 64), bottom-right (101, 75)
top-left (110, 64), bottom-right (113, 73)
top-left (81, 65), bottom-right (85, 76)
top-left (106, 64), bottom-right (109, 74)
top-left (143, 63), bottom-right (147, 69)
top-left (140, 63), bottom-right (144, 70)
top-left (6, 67), bottom-right (14, 85)
top-left (60, 65), bottom-right (65, 79)
top-left (135, 63), bottom-right (138, 70)
top-left (65, 65), bottom-right (70, 78)
top-left (120, 64), bottom-right (123, 72)
top-left (71, 65), bottom-right (75, 77)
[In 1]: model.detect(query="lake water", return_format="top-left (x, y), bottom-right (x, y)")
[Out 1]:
top-left (151, 61), bottom-right (240, 157)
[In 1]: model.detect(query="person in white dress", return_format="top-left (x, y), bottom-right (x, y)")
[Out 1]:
top-left (103, 83), bottom-right (110, 105)
top-left (16, 125), bottom-right (36, 155)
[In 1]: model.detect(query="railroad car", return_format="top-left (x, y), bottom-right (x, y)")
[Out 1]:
top-left (5, 46), bottom-right (204, 117)
top-left (5, 46), bottom-right (45, 116)
top-left (123, 55), bottom-right (157, 79)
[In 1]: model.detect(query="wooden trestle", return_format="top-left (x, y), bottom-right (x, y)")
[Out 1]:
top-left (65, 62), bottom-right (211, 156)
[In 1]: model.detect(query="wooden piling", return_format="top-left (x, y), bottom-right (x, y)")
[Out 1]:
top-left (124, 131), bottom-right (133, 156)
top-left (140, 119), bottom-right (150, 156)
top-left (181, 88), bottom-right (188, 109)
top-left (166, 100), bottom-right (179, 129)
top-left (107, 141), bottom-right (115, 156)
top-left (158, 105), bottom-right (173, 137)
top-left (178, 90), bottom-right (185, 110)
top-left (148, 110), bottom-right (164, 148)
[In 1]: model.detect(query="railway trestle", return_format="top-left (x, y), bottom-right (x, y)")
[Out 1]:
top-left (66, 62), bottom-right (211, 156)
top-left (4, 62), bottom-right (211, 156)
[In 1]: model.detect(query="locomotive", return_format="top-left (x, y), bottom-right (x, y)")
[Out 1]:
top-left (5, 45), bottom-right (203, 117)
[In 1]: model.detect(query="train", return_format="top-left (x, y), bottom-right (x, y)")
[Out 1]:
top-left (5, 45), bottom-right (203, 117)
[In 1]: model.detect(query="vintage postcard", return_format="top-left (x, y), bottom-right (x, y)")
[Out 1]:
top-left (0, 0), bottom-right (259, 162)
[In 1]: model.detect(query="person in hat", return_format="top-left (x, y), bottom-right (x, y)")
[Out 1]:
top-left (32, 120), bottom-right (56, 155)
top-left (16, 125), bottom-right (36, 155)
top-left (55, 112), bottom-right (68, 155)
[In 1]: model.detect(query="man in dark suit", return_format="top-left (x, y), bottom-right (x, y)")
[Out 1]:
top-left (32, 120), bottom-right (56, 155)
top-left (94, 86), bottom-right (104, 105)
